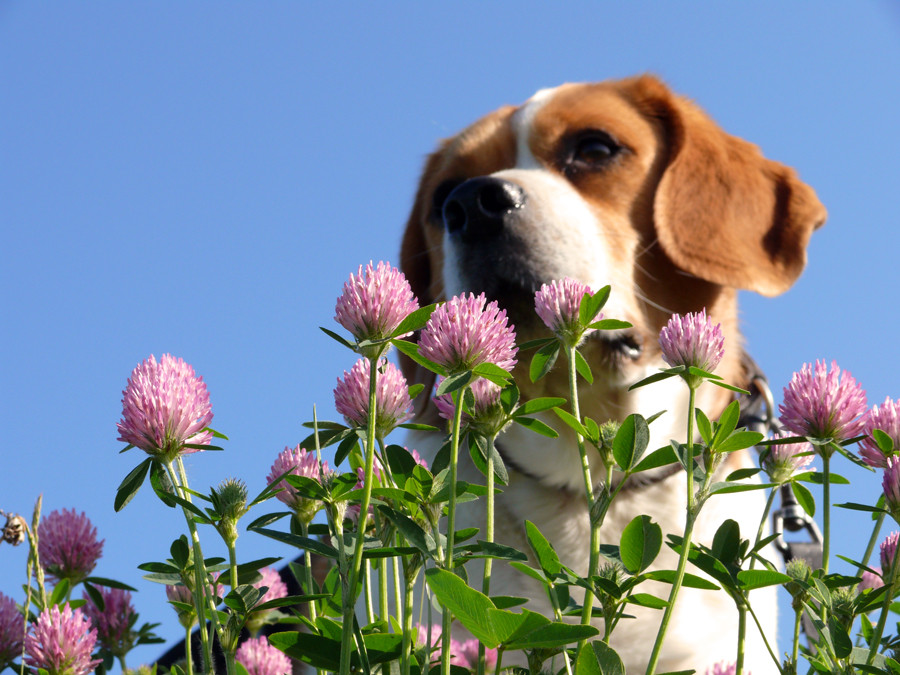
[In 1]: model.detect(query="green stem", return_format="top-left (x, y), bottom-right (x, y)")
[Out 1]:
top-left (546, 581), bottom-right (574, 675)
top-left (564, 346), bottom-right (599, 649)
top-left (441, 385), bottom-right (467, 675)
top-left (479, 433), bottom-right (498, 675)
top-left (736, 486), bottom-right (780, 673)
top-left (184, 622), bottom-right (194, 675)
top-left (340, 356), bottom-right (380, 675)
top-left (400, 560), bottom-right (418, 675)
top-left (645, 385), bottom-right (697, 675)
top-left (861, 512), bottom-right (886, 570)
top-left (822, 451), bottom-right (832, 574)
top-left (166, 460), bottom-right (215, 674)
top-left (745, 599), bottom-right (783, 671)
top-left (865, 557), bottom-right (899, 665)
top-left (792, 606), bottom-right (801, 668)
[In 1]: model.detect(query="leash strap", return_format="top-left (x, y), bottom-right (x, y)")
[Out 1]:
top-left (738, 354), bottom-right (823, 644)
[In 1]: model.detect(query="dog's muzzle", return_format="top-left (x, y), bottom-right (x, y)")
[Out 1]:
top-left (442, 177), bottom-right (526, 243)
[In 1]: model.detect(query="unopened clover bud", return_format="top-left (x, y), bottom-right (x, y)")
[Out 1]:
top-left (829, 586), bottom-right (857, 630)
top-left (784, 558), bottom-right (812, 609)
top-left (211, 479), bottom-right (248, 546)
top-left (1, 513), bottom-right (26, 546)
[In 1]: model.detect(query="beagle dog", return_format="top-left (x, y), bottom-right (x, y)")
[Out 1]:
top-left (399, 75), bottom-right (825, 673)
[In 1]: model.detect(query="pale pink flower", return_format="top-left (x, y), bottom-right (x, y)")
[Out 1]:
top-left (761, 434), bottom-right (814, 484)
top-left (658, 309), bottom-right (724, 373)
top-left (705, 663), bottom-right (744, 675)
top-left (779, 360), bottom-right (867, 443)
top-left (859, 567), bottom-right (884, 592)
top-left (38, 509), bottom-right (104, 584)
top-left (418, 293), bottom-right (517, 374)
top-left (24, 604), bottom-right (102, 675)
top-left (534, 277), bottom-right (597, 346)
top-left (860, 397), bottom-right (900, 468)
top-left (254, 567), bottom-right (288, 604)
top-left (0, 592), bottom-right (23, 666)
top-left (434, 377), bottom-right (508, 437)
top-left (334, 261), bottom-right (419, 348)
top-left (453, 639), bottom-right (498, 670)
top-left (884, 458), bottom-right (900, 518)
top-left (416, 625), bottom-right (461, 666)
top-left (333, 358), bottom-right (414, 436)
top-left (235, 636), bottom-right (291, 675)
top-left (81, 587), bottom-right (135, 655)
top-left (880, 531), bottom-right (899, 573)
top-left (266, 445), bottom-right (330, 523)
top-left (117, 354), bottom-right (213, 459)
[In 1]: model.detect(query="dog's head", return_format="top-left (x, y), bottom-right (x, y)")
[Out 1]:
top-left (400, 75), bottom-right (825, 408)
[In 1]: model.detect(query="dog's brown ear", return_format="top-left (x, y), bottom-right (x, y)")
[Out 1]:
top-left (632, 76), bottom-right (827, 297)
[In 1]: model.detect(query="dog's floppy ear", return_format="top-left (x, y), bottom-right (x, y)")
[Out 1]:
top-left (632, 76), bottom-right (827, 297)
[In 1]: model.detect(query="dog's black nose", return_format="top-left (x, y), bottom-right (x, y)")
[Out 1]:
top-left (442, 177), bottom-right (526, 243)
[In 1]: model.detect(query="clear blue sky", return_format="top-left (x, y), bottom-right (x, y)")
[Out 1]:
top-left (2, 2), bottom-right (899, 669)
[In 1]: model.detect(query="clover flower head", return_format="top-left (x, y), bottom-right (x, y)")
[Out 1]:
top-left (860, 397), bottom-right (900, 468)
top-left (81, 587), bottom-right (135, 655)
top-left (24, 604), bottom-right (102, 675)
top-left (38, 509), bottom-right (104, 584)
top-left (0, 592), bottom-right (23, 667)
top-left (236, 636), bottom-right (291, 675)
top-left (117, 354), bottom-right (213, 459)
top-left (267, 445), bottom-right (331, 525)
top-left (254, 567), bottom-right (288, 604)
top-left (418, 293), bottom-right (517, 374)
top-left (334, 261), bottom-right (419, 352)
top-left (779, 360), bottom-right (867, 444)
top-left (534, 277), bottom-right (597, 346)
top-left (761, 434), bottom-right (814, 484)
top-left (880, 531), bottom-right (900, 573)
top-left (859, 567), bottom-right (884, 592)
top-left (453, 639), bottom-right (498, 671)
top-left (415, 625), bottom-right (460, 666)
top-left (658, 309), bottom-right (724, 373)
top-left (333, 358), bottom-right (414, 436)
top-left (434, 378), bottom-right (506, 436)
top-left (165, 585), bottom-right (197, 629)
top-left (884, 458), bottom-right (900, 518)
top-left (705, 662), bottom-right (743, 675)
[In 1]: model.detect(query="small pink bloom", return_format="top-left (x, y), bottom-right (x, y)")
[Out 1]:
top-left (453, 639), bottom-right (498, 670)
top-left (334, 261), bottom-right (419, 348)
top-left (860, 397), bottom-right (900, 468)
top-left (706, 663), bottom-right (744, 675)
top-left (333, 359), bottom-right (414, 436)
top-left (236, 636), bottom-right (291, 675)
top-left (761, 434), bottom-right (814, 484)
top-left (534, 277), bottom-right (597, 346)
top-left (880, 531), bottom-right (899, 573)
top-left (81, 587), bottom-right (135, 655)
top-left (117, 354), bottom-right (213, 459)
top-left (859, 567), bottom-right (884, 592)
top-left (416, 625), bottom-right (461, 666)
top-left (779, 360), bottom-right (867, 443)
top-left (418, 293), bottom-right (517, 374)
top-left (0, 592), bottom-right (23, 667)
top-left (884, 458), bottom-right (900, 518)
top-left (658, 309), bottom-right (724, 373)
top-left (266, 445), bottom-right (330, 521)
top-left (24, 604), bottom-right (102, 675)
top-left (38, 509), bottom-right (104, 584)
top-left (254, 567), bottom-right (288, 604)
top-left (434, 378), bottom-right (507, 436)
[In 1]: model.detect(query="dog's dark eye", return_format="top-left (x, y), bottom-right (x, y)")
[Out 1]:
top-left (430, 179), bottom-right (464, 222)
top-left (567, 132), bottom-right (621, 172)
